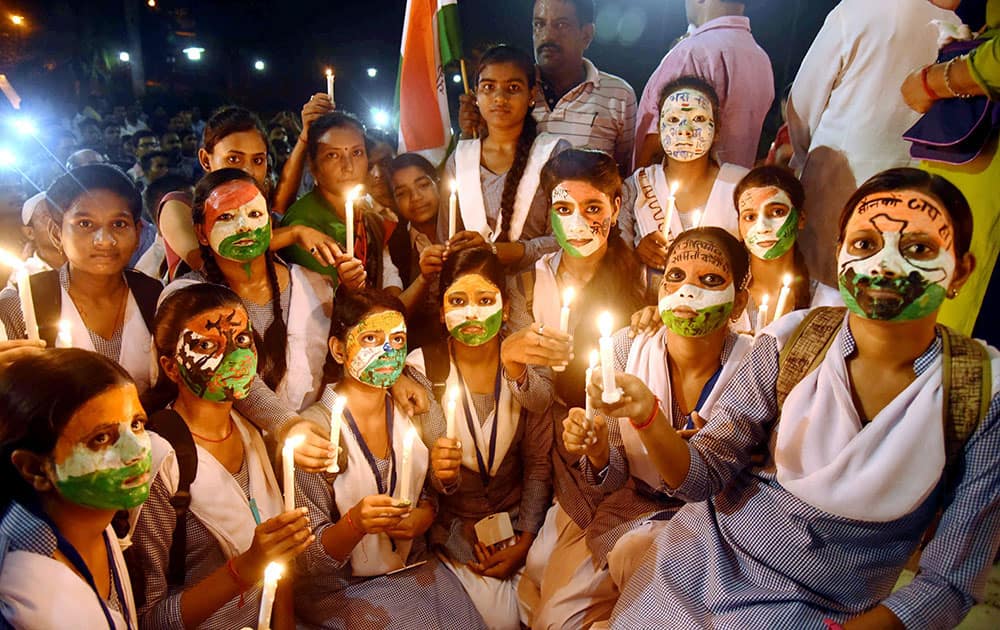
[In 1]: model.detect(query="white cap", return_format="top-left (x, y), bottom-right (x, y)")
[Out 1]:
top-left (21, 191), bottom-right (48, 226)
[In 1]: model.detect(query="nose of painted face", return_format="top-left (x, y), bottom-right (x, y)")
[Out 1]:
top-left (346, 310), bottom-right (409, 389)
top-left (659, 88), bottom-right (716, 163)
top-left (658, 282), bottom-right (735, 338)
top-left (52, 422), bottom-right (153, 511)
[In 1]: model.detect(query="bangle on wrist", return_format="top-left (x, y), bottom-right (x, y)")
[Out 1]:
top-left (944, 56), bottom-right (975, 98)
top-left (344, 509), bottom-right (365, 535)
top-left (823, 620), bottom-right (845, 630)
top-left (630, 397), bottom-right (661, 430)
top-left (920, 65), bottom-right (938, 101)
top-left (227, 557), bottom-right (253, 592)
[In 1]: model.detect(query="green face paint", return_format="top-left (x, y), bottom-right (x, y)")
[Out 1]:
top-left (443, 273), bottom-right (504, 347)
top-left (357, 347), bottom-right (407, 388)
top-left (838, 273), bottom-right (946, 321)
top-left (215, 225), bottom-right (271, 262)
top-left (448, 307), bottom-right (503, 346)
top-left (175, 307), bottom-right (258, 402)
top-left (739, 187), bottom-right (799, 261)
top-left (204, 182), bottom-right (271, 263)
top-left (346, 310), bottom-right (408, 389)
top-left (658, 283), bottom-right (735, 337)
top-left (54, 425), bottom-right (152, 511)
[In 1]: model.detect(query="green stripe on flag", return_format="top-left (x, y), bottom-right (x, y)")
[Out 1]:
top-left (437, 2), bottom-right (463, 67)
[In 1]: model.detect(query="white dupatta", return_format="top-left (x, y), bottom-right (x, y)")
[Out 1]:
top-left (455, 133), bottom-right (562, 242)
top-left (632, 163), bottom-right (744, 244)
top-left (275, 265), bottom-right (334, 412)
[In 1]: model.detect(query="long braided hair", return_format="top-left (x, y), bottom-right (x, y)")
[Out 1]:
top-left (477, 45), bottom-right (538, 242)
top-left (191, 168), bottom-right (288, 390)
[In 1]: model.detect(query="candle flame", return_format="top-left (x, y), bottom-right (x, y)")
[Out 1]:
top-left (332, 396), bottom-right (347, 415)
top-left (446, 383), bottom-right (459, 404)
top-left (782, 274), bottom-right (792, 288)
top-left (450, 178), bottom-right (458, 194)
top-left (669, 180), bottom-right (679, 195)
top-left (588, 349), bottom-right (599, 368)
top-left (284, 434), bottom-right (306, 450)
top-left (325, 68), bottom-right (333, 78)
top-left (346, 184), bottom-right (364, 204)
top-left (58, 320), bottom-right (71, 335)
top-left (597, 311), bottom-right (614, 337)
top-left (761, 293), bottom-right (770, 305)
top-left (264, 562), bottom-right (284, 583)
top-left (0, 249), bottom-right (24, 270)
top-left (562, 286), bottom-right (575, 307)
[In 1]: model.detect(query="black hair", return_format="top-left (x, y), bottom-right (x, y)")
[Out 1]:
top-left (538, 0), bottom-right (595, 24)
top-left (143, 173), bottom-right (192, 221)
top-left (78, 118), bottom-right (100, 131)
top-left (202, 106), bottom-right (268, 154)
top-left (323, 287), bottom-right (406, 385)
top-left (664, 227), bottom-right (752, 293)
top-left (140, 149), bottom-right (169, 172)
top-left (102, 120), bottom-right (121, 132)
top-left (46, 163), bottom-right (142, 223)
top-left (477, 44), bottom-right (538, 242)
top-left (388, 152), bottom-right (438, 182)
top-left (144, 283), bottom-right (249, 411)
top-left (657, 75), bottom-right (722, 140)
top-left (838, 167), bottom-right (973, 258)
top-left (0, 349), bottom-right (135, 510)
top-left (438, 245), bottom-right (506, 306)
top-left (133, 129), bottom-right (158, 144)
top-left (191, 168), bottom-right (287, 390)
top-left (306, 111), bottom-right (367, 163)
top-left (733, 165), bottom-right (805, 215)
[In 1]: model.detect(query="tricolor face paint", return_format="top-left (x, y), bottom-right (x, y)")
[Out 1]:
top-left (346, 310), bottom-right (408, 388)
top-left (443, 273), bottom-right (504, 346)
top-left (659, 88), bottom-right (716, 162)
top-left (659, 237), bottom-right (735, 337)
top-left (50, 385), bottom-right (152, 511)
top-left (738, 186), bottom-right (800, 260)
top-left (175, 307), bottom-right (257, 402)
top-left (838, 191), bottom-right (957, 321)
top-left (550, 181), bottom-right (616, 258)
top-left (204, 180), bottom-right (271, 263)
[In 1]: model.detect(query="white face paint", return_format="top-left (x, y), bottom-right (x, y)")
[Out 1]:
top-left (837, 215), bottom-right (955, 289)
top-left (659, 88), bottom-right (716, 162)
top-left (658, 282), bottom-right (735, 314)
top-left (444, 302), bottom-right (503, 333)
top-left (740, 189), bottom-right (796, 259)
top-left (55, 422), bottom-right (151, 479)
top-left (551, 184), bottom-right (573, 204)
top-left (207, 195), bottom-right (271, 260)
top-left (550, 182), bottom-right (615, 258)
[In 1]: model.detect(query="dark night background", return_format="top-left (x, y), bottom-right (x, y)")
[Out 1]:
top-left (0, 1), bottom-right (987, 147)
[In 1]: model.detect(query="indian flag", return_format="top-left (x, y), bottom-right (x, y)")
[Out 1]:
top-left (396, 0), bottom-right (463, 165)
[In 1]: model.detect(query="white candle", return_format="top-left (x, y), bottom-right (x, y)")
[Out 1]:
top-left (597, 312), bottom-right (621, 404)
top-left (256, 562), bottom-right (284, 630)
top-left (773, 274), bottom-right (793, 323)
top-left (755, 293), bottom-right (770, 335)
top-left (327, 397), bottom-right (346, 473)
top-left (345, 184), bottom-right (363, 259)
top-left (0, 250), bottom-right (39, 342)
top-left (282, 435), bottom-right (305, 511)
top-left (448, 180), bottom-right (458, 240)
top-left (325, 68), bottom-right (335, 105)
top-left (55, 319), bottom-right (72, 348)
top-left (584, 349), bottom-right (598, 429)
top-left (662, 180), bottom-right (678, 241)
top-left (399, 426), bottom-right (417, 505)
top-left (445, 384), bottom-right (459, 440)
top-left (553, 286), bottom-right (575, 373)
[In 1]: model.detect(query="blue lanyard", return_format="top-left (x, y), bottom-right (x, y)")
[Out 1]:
top-left (454, 358), bottom-right (503, 487)
top-left (343, 395), bottom-right (397, 497)
top-left (684, 365), bottom-right (723, 430)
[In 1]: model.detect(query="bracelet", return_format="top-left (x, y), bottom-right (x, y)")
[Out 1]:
top-left (944, 56), bottom-right (975, 98)
top-left (343, 509), bottom-right (365, 535)
top-left (630, 397), bottom-right (661, 430)
top-left (822, 620), bottom-right (845, 630)
top-left (920, 66), bottom-right (938, 100)
top-left (226, 558), bottom-right (253, 592)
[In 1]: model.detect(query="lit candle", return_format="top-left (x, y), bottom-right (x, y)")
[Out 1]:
top-left (325, 68), bottom-right (335, 105)
top-left (0, 250), bottom-right (39, 342)
top-left (398, 426), bottom-right (417, 505)
top-left (282, 434), bottom-right (305, 511)
top-left (445, 384), bottom-right (459, 440)
top-left (773, 274), bottom-right (793, 323)
top-left (55, 319), bottom-right (72, 348)
top-left (553, 286), bottom-right (575, 373)
top-left (755, 293), bottom-right (770, 335)
top-left (692, 210), bottom-right (703, 230)
top-left (345, 184), bottom-right (363, 259)
top-left (585, 349), bottom-right (598, 429)
top-left (597, 312), bottom-right (621, 404)
top-left (256, 562), bottom-right (284, 630)
top-left (662, 180), bottom-right (678, 241)
top-left (448, 180), bottom-right (458, 240)
top-left (328, 397), bottom-right (346, 473)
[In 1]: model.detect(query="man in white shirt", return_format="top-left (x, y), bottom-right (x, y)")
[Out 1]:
top-left (788, 0), bottom-right (959, 285)
top-left (460, 0), bottom-right (637, 174)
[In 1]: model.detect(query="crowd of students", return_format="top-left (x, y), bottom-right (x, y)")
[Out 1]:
top-left (0, 0), bottom-right (998, 628)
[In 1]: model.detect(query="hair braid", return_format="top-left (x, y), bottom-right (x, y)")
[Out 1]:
top-left (261, 251), bottom-right (289, 390)
top-left (496, 115), bottom-right (537, 243)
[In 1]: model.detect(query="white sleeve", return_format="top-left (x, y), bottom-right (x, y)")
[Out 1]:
top-left (381, 247), bottom-right (403, 290)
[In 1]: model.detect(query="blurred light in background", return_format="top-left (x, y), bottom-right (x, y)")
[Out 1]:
top-left (254, 59), bottom-right (266, 71)
top-left (452, 74), bottom-right (462, 83)
top-left (9, 15), bottom-right (25, 27)
top-left (367, 67), bottom-right (378, 78)
top-left (9, 116), bottom-right (37, 136)
top-left (183, 47), bottom-right (205, 61)
top-left (370, 107), bottom-right (390, 129)
top-left (119, 51), bottom-right (131, 63)
top-left (0, 148), bottom-right (18, 168)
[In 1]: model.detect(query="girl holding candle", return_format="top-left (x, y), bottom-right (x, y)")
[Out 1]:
top-left (129, 284), bottom-right (312, 630)
top-left (404, 247), bottom-right (554, 629)
top-left (0, 349), bottom-right (152, 628)
top-left (601, 169), bottom-right (999, 629)
top-left (732, 166), bottom-right (841, 334)
top-left (619, 76), bottom-right (748, 297)
top-left (293, 288), bottom-right (486, 629)
top-left (442, 44), bottom-right (570, 271)
top-left (0, 164), bottom-right (163, 393)
top-left (280, 112), bottom-right (404, 292)
top-left (502, 149), bottom-right (645, 627)
top-left (558, 227), bottom-right (753, 626)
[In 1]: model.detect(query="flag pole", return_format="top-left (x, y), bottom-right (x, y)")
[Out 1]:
top-left (459, 58), bottom-right (478, 139)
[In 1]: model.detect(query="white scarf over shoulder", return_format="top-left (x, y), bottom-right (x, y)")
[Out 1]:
top-left (455, 133), bottom-right (562, 242)
top-left (632, 163), bottom-right (744, 243)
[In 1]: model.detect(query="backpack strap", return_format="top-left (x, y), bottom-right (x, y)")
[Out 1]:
top-left (146, 409), bottom-right (198, 587)
top-left (27, 270), bottom-right (62, 347)
top-left (123, 269), bottom-right (163, 332)
top-left (422, 340), bottom-right (451, 405)
top-left (939, 325), bottom-right (991, 471)
top-left (775, 307), bottom-right (847, 409)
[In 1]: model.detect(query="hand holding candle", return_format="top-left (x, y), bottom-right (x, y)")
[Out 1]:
top-left (345, 184), bottom-right (364, 259)
top-left (448, 180), bottom-right (458, 240)
top-left (553, 287), bottom-right (575, 373)
top-left (327, 397), bottom-right (346, 473)
top-left (282, 435), bottom-right (305, 511)
top-left (773, 274), bottom-right (793, 323)
top-left (597, 312), bottom-right (621, 404)
top-left (0, 249), bottom-right (39, 342)
top-left (256, 562), bottom-right (284, 630)
top-left (445, 384), bottom-right (459, 440)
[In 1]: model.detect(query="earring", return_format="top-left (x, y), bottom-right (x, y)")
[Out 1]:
top-left (947, 288), bottom-right (959, 299)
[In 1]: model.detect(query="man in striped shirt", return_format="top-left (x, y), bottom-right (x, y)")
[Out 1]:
top-left (460, 0), bottom-right (637, 175)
